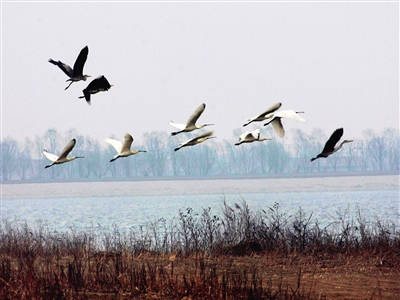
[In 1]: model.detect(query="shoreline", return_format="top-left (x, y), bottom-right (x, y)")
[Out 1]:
top-left (1, 174), bottom-right (398, 200)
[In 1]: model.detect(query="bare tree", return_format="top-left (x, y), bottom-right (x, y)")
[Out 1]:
top-left (15, 139), bottom-right (32, 180)
top-left (176, 147), bottom-right (198, 176)
top-left (364, 129), bottom-right (387, 171)
top-left (383, 128), bottom-right (400, 171)
top-left (143, 131), bottom-right (169, 176)
top-left (1, 137), bottom-right (19, 180)
top-left (260, 139), bottom-right (290, 174)
top-left (197, 143), bottom-right (218, 176)
top-left (168, 137), bottom-right (183, 176)
top-left (341, 139), bottom-right (357, 171)
top-left (219, 140), bottom-right (241, 175)
top-left (293, 129), bottom-right (325, 173)
top-left (354, 140), bottom-right (369, 171)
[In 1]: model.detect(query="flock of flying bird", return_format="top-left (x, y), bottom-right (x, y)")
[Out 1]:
top-left (43, 46), bottom-right (354, 169)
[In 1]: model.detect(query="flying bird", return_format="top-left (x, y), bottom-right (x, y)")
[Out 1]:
top-left (170, 103), bottom-right (214, 136)
top-left (311, 128), bottom-right (354, 162)
top-left (104, 133), bottom-right (146, 162)
top-left (78, 75), bottom-right (113, 105)
top-left (48, 46), bottom-right (90, 90)
top-left (243, 102), bottom-right (282, 127)
top-left (174, 131), bottom-right (216, 151)
top-left (264, 110), bottom-right (306, 137)
top-left (42, 139), bottom-right (84, 168)
top-left (235, 129), bottom-right (271, 146)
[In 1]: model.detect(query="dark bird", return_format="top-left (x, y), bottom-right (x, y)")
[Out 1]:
top-left (49, 46), bottom-right (90, 90)
top-left (104, 133), bottom-right (146, 162)
top-left (174, 131), bottom-right (216, 151)
top-left (243, 102), bottom-right (282, 127)
top-left (79, 75), bottom-right (113, 105)
top-left (42, 139), bottom-right (84, 168)
top-left (311, 128), bottom-right (354, 162)
top-left (170, 103), bottom-right (214, 136)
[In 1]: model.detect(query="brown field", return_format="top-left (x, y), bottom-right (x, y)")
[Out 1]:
top-left (1, 249), bottom-right (399, 299)
top-left (1, 199), bottom-right (399, 299)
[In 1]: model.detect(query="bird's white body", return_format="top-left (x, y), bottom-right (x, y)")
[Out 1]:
top-left (104, 133), bottom-right (146, 162)
top-left (42, 139), bottom-right (83, 168)
top-left (174, 131), bottom-right (216, 151)
top-left (235, 129), bottom-right (271, 146)
top-left (243, 102), bottom-right (282, 127)
top-left (264, 110), bottom-right (306, 137)
top-left (170, 103), bottom-right (213, 136)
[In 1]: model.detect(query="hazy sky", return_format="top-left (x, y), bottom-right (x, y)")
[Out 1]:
top-left (2, 1), bottom-right (399, 148)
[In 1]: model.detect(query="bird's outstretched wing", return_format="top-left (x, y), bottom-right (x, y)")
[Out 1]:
top-left (58, 139), bottom-right (76, 159)
top-left (192, 130), bottom-right (214, 141)
top-left (322, 128), bottom-right (343, 153)
top-left (186, 103), bottom-right (206, 126)
top-left (104, 138), bottom-right (123, 154)
top-left (85, 75), bottom-right (110, 91)
top-left (258, 102), bottom-right (282, 119)
top-left (72, 46), bottom-right (89, 77)
top-left (48, 59), bottom-right (73, 78)
top-left (98, 76), bottom-right (112, 90)
top-left (250, 128), bottom-right (261, 139)
top-left (177, 130), bottom-right (214, 150)
top-left (270, 119), bottom-right (285, 138)
top-left (239, 131), bottom-right (252, 141)
top-left (121, 133), bottom-right (134, 153)
top-left (42, 150), bottom-right (59, 162)
top-left (243, 102), bottom-right (282, 126)
top-left (169, 121), bottom-right (186, 130)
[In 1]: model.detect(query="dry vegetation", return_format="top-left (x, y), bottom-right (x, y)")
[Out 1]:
top-left (0, 201), bottom-right (399, 299)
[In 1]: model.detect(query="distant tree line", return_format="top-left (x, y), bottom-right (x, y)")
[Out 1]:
top-left (1, 127), bottom-right (399, 181)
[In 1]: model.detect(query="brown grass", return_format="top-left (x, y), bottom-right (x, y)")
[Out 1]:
top-left (0, 201), bottom-right (399, 299)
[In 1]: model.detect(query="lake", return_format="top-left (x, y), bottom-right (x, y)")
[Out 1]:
top-left (1, 174), bottom-right (399, 233)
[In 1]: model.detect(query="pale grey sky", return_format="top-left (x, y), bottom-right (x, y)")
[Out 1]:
top-left (2, 1), bottom-right (399, 147)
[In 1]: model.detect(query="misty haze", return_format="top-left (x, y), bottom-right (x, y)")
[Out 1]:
top-left (1, 2), bottom-right (399, 299)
